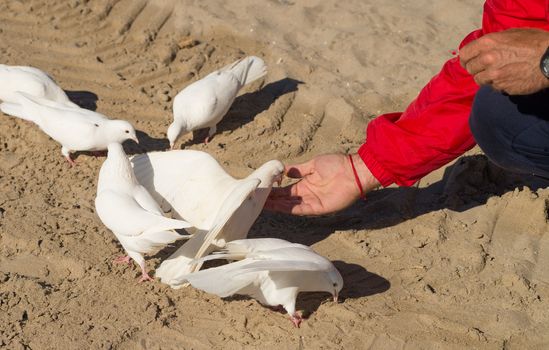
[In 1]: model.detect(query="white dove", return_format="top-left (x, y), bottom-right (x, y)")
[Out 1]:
top-left (167, 55), bottom-right (267, 148)
top-left (0, 64), bottom-right (78, 107)
top-left (184, 238), bottom-right (344, 327)
top-left (130, 150), bottom-right (284, 287)
top-left (0, 92), bottom-right (138, 165)
top-left (95, 143), bottom-right (194, 282)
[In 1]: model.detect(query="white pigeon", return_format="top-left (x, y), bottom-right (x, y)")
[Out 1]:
top-left (184, 238), bottom-right (344, 327)
top-left (0, 92), bottom-right (138, 165)
top-left (167, 56), bottom-right (267, 148)
top-left (130, 150), bottom-right (284, 287)
top-left (95, 143), bottom-right (194, 282)
top-left (0, 64), bottom-right (78, 107)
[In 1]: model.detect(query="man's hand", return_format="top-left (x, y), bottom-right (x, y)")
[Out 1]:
top-left (459, 28), bottom-right (549, 95)
top-left (264, 153), bottom-right (380, 216)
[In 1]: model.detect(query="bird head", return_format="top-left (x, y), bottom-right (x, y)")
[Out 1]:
top-left (328, 268), bottom-right (344, 303)
top-left (106, 120), bottom-right (139, 144)
top-left (167, 121), bottom-right (186, 150)
top-left (248, 160), bottom-right (285, 188)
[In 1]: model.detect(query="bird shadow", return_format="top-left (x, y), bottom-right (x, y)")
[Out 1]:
top-left (65, 90), bottom-right (98, 111)
top-left (129, 130), bottom-right (170, 154)
top-left (179, 77), bottom-right (304, 147)
top-left (296, 260), bottom-right (390, 318)
top-left (257, 154), bottom-right (549, 245)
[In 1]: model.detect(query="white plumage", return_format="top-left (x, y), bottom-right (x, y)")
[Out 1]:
top-left (184, 238), bottom-right (344, 327)
top-left (95, 143), bottom-right (193, 282)
top-left (130, 150), bottom-right (284, 287)
top-left (167, 56), bottom-right (267, 148)
top-left (0, 92), bottom-right (138, 165)
top-left (0, 64), bottom-right (78, 107)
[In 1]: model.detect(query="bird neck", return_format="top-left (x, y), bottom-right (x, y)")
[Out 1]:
top-left (99, 144), bottom-right (137, 191)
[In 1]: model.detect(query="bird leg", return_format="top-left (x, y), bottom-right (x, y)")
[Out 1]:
top-left (204, 125), bottom-right (216, 144)
top-left (290, 313), bottom-right (303, 328)
top-left (65, 155), bottom-right (76, 167)
top-left (138, 268), bottom-right (154, 283)
top-left (113, 255), bottom-right (131, 264)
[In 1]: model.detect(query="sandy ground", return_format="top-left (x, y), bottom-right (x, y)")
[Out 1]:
top-left (1, 0), bottom-right (549, 349)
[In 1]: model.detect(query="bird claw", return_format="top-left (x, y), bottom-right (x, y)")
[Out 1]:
top-left (290, 314), bottom-right (302, 328)
top-left (113, 255), bottom-right (131, 264)
top-left (138, 273), bottom-right (154, 283)
top-left (65, 156), bottom-right (76, 167)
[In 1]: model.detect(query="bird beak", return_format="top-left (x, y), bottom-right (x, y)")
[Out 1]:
top-left (275, 173), bottom-right (283, 187)
top-left (132, 136), bottom-right (139, 144)
top-left (333, 291), bottom-right (339, 303)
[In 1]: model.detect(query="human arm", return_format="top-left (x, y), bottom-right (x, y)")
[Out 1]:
top-left (264, 154), bottom-right (380, 216)
top-left (459, 28), bottom-right (549, 95)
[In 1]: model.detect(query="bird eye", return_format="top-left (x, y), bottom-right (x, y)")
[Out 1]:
top-left (333, 283), bottom-right (337, 287)
top-left (94, 123), bottom-right (99, 127)
top-left (125, 130), bottom-right (129, 133)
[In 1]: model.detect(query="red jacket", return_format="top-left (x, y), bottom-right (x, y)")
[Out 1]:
top-left (358, 0), bottom-right (549, 187)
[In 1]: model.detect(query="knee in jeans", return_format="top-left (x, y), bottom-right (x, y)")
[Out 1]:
top-left (469, 86), bottom-right (511, 167)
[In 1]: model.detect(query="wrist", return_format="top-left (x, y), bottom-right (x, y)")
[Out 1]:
top-left (349, 153), bottom-right (380, 195)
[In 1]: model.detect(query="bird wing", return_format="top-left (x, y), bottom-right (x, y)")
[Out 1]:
top-left (18, 91), bottom-right (102, 119)
top-left (184, 259), bottom-right (262, 297)
top-left (132, 184), bottom-right (165, 216)
top-left (131, 150), bottom-right (235, 228)
top-left (173, 81), bottom-right (219, 130)
top-left (189, 178), bottom-right (261, 271)
top-left (196, 239), bottom-right (309, 264)
top-left (95, 189), bottom-right (192, 238)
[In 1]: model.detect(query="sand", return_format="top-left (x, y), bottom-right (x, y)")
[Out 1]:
top-left (1, 0), bottom-right (549, 349)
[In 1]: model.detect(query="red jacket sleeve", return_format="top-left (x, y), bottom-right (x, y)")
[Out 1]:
top-left (358, 0), bottom-right (549, 187)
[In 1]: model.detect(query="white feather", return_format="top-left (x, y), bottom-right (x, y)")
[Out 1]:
top-left (167, 56), bottom-right (267, 146)
top-left (183, 241), bottom-right (344, 324)
top-left (0, 64), bottom-right (78, 107)
top-left (130, 150), bottom-right (284, 287)
top-left (95, 143), bottom-right (193, 279)
top-left (2, 92), bottom-right (138, 161)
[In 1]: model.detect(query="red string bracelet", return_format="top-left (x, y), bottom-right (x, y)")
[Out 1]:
top-left (348, 154), bottom-right (366, 200)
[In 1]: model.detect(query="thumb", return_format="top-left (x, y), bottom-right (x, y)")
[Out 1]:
top-left (285, 159), bottom-right (315, 179)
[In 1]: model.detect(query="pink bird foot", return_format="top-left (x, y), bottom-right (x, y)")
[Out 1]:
top-left (204, 136), bottom-right (210, 144)
top-left (138, 271), bottom-right (154, 283)
top-left (65, 156), bottom-right (76, 167)
top-left (113, 255), bottom-right (131, 264)
top-left (290, 313), bottom-right (302, 328)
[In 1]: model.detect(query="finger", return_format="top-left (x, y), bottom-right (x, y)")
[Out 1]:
top-left (473, 69), bottom-right (497, 86)
top-left (285, 160), bottom-right (315, 179)
top-left (464, 56), bottom-right (487, 76)
top-left (459, 40), bottom-right (482, 68)
top-left (459, 35), bottom-right (495, 68)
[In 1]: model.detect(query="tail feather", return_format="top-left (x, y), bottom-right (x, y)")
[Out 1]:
top-left (0, 102), bottom-right (35, 122)
top-left (225, 56), bottom-right (267, 86)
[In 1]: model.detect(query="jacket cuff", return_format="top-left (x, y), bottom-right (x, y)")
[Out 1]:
top-left (357, 143), bottom-right (394, 188)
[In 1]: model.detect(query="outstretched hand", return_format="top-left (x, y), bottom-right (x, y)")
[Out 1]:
top-left (459, 28), bottom-right (549, 95)
top-left (264, 153), bottom-right (379, 216)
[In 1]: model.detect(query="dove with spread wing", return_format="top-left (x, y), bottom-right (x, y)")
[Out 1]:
top-left (184, 238), bottom-right (344, 327)
top-left (130, 150), bottom-right (284, 287)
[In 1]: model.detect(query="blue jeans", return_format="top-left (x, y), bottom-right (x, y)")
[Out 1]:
top-left (469, 86), bottom-right (549, 179)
